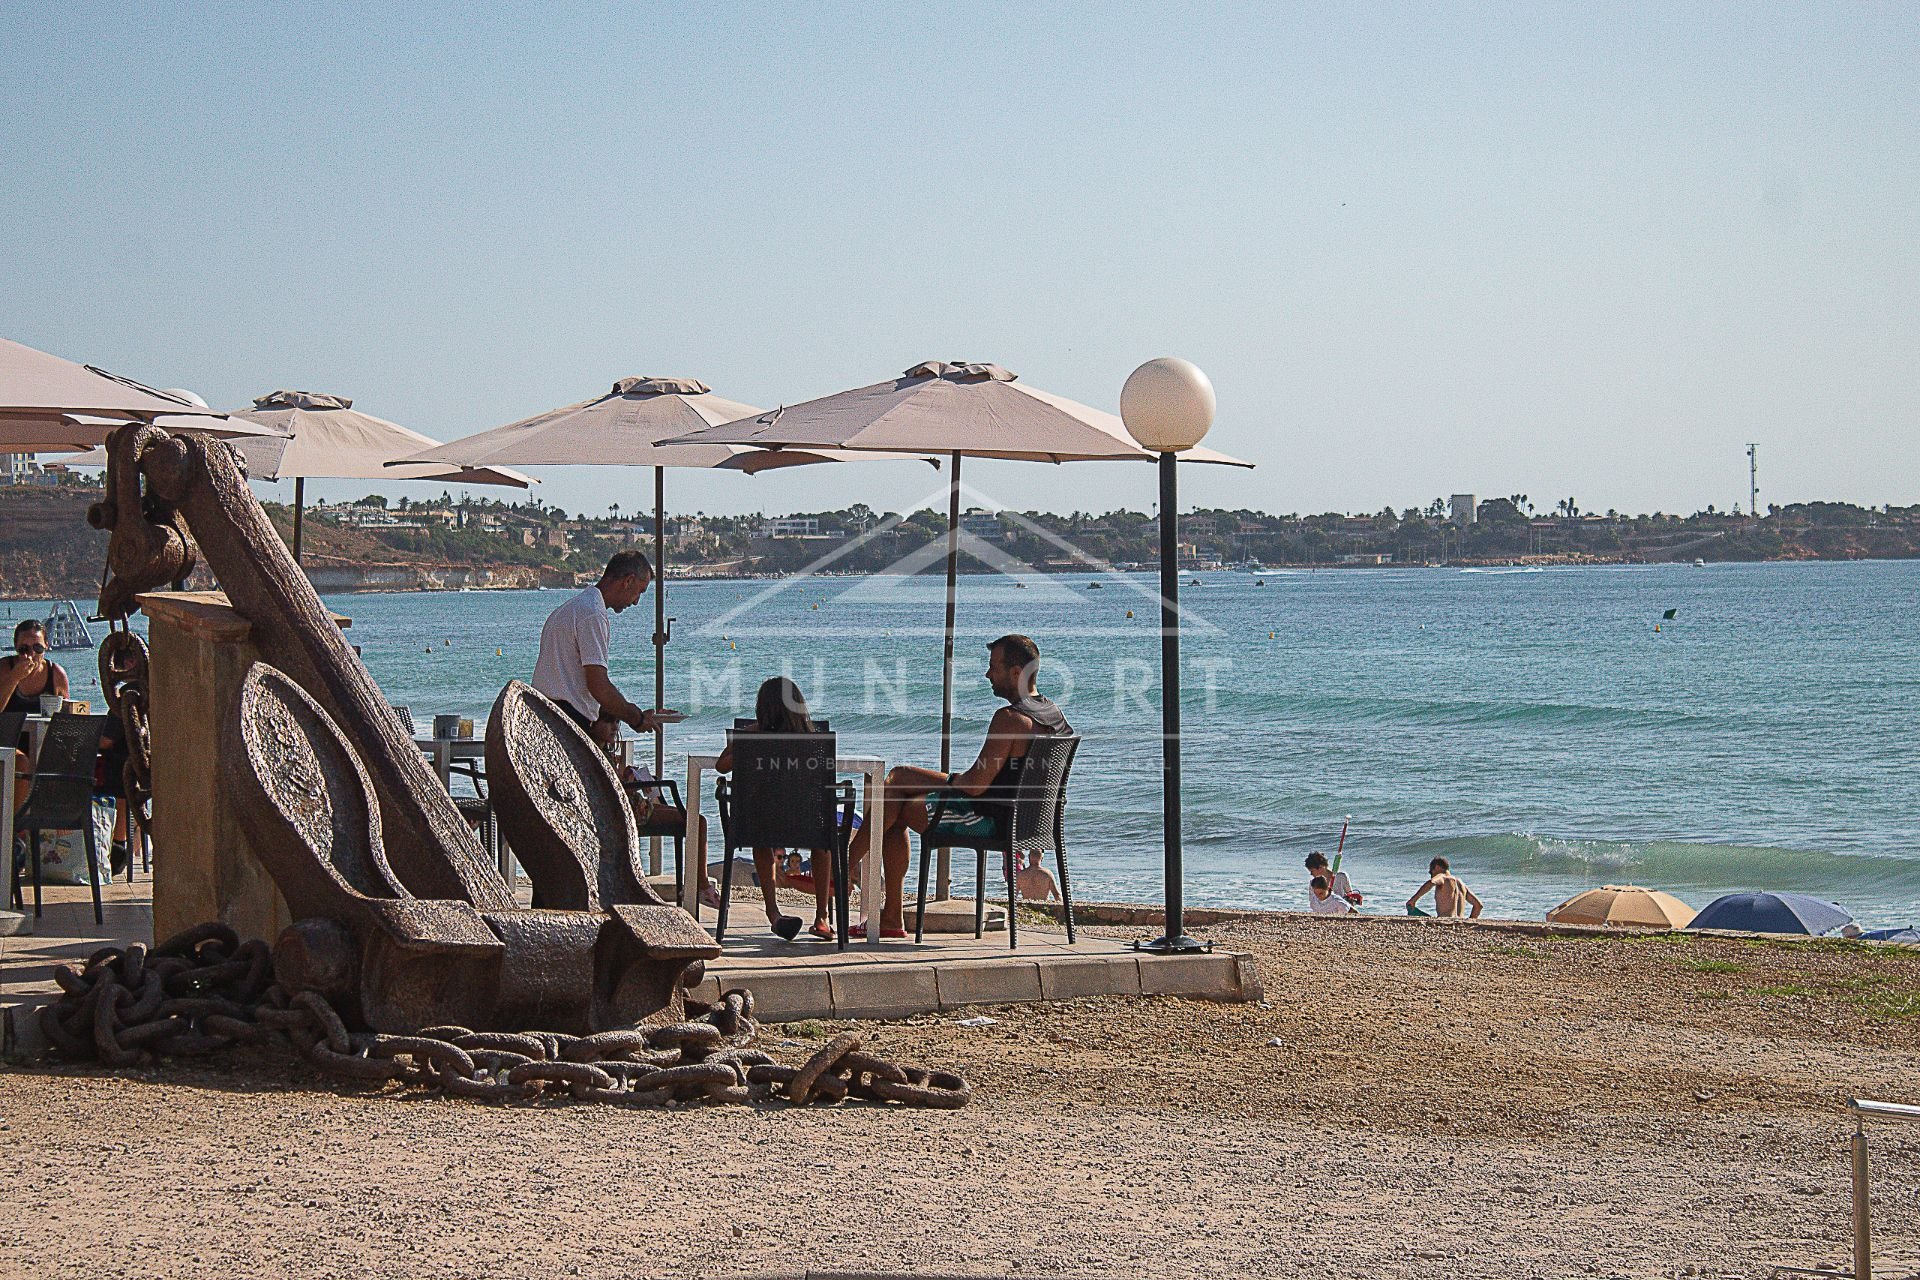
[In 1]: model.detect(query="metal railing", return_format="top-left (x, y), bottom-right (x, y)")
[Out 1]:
top-left (1846, 1098), bottom-right (1920, 1280)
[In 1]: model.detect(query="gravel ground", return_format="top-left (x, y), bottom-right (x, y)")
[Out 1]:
top-left (4, 914), bottom-right (1918, 1279)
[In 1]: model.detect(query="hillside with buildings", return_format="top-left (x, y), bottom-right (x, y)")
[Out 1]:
top-left (1, 460), bottom-right (1915, 599)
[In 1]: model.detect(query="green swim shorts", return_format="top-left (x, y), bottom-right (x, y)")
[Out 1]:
top-left (925, 792), bottom-right (1002, 842)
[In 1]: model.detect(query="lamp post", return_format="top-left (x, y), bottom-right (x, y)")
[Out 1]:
top-left (1122, 357), bottom-right (1216, 955)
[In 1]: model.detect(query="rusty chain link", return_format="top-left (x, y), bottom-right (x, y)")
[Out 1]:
top-left (97, 626), bottom-right (154, 828)
top-left (42, 923), bottom-right (970, 1109)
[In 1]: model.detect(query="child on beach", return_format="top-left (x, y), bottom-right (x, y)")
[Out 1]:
top-left (715, 676), bottom-right (836, 942)
top-left (1406, 856), bottom-right (1483, 918)
top-left (1305, 850), bottom-right (1362, 909)
top-left (1308, 875), bottom-right (1354, 915)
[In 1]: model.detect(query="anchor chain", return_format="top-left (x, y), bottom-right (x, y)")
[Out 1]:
top-left (42, 923), bottom-right (971, 1109)
top-left (97, 626), bottom-right (154, 827)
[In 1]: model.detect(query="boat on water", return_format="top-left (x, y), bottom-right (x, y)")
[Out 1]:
top-left (42, 601), bottom-right (95, 651)
top-left (1086, 581), bottom-right (1104, 590)
top-left (1693, 558), bottom-right (1707, 567)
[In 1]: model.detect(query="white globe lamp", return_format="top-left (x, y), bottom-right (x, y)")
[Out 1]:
top-left (1121, 357), bottom-right (1215, 454)
top-left (1125, 356), bottom-right (1215, 957)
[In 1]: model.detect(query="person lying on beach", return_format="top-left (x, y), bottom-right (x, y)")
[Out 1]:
top-left (1407, 856), bottom-right (1483, 918)
top-left (1308, 875), bottom-right (1354, 915)
top-left (845, 633), bottom-right (1071, 939)
top-left (1305, 850), bottom-right (1362, 908)
top-left (715, 676), bottom-right (835, 942)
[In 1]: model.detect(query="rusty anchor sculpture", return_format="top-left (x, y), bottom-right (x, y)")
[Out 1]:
top-left (92, 423), bottom-right (718, 1033)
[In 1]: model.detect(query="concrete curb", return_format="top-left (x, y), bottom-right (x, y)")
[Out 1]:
top-left (697, 948), bottom-right (1262, 1022)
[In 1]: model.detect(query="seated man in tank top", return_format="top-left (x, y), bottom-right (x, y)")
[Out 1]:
top-left (844, 633), bottom-right (1072, 938)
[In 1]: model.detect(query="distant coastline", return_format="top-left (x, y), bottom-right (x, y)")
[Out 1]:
top-left (3, 482), bottom-right (1915, 599)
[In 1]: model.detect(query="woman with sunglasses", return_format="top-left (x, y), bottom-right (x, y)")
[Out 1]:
top-left (2, 619), bottom-right (69, 809)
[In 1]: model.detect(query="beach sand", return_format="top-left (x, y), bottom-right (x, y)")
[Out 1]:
top-left (3, 913), bottom-right (1917, 1279)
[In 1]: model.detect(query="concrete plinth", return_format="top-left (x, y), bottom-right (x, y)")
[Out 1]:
top-left (136, 591), bottom-right (350, 947)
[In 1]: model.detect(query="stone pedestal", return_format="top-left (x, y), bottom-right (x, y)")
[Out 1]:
top-left (137, 591), bottom-right (351, 945)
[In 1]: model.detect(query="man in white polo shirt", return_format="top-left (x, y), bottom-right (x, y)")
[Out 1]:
top-left (533, 549), bottom-right (665, 741)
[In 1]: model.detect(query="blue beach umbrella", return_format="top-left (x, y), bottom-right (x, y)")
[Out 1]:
top-left (1687, 892), bottom-right (1853, 936)
top-left (1861, 926), bottom-right (1920, 944)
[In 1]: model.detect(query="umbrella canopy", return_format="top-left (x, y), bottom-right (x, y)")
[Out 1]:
top-left (1546, 884), bottom-right (1696, 929)
top-left (662, 361), bottom-right (1252, 467)
top-left (232, 390), bottom-right (532, 487)
top-left (389, 375), bottom-right (919, 474)
top-left (1688, 891), bottom-right (1853, 936)
top-left (0, 337), bottom-right (268, 451)
top-left (1860, 926), bottom-right (1920, 943)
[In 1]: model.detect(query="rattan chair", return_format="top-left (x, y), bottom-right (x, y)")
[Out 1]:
top-left (714, 729), bottom-right (855, 948)
top-left (914, 733), bottom-right (1080, 949)
top-left (10, 714), bottom-right (111, 925)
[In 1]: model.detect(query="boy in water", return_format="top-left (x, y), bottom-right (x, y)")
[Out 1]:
top-left (1304, 850), bottom-right (1362, 909)
top-left (1307, 874), bottom-right (1354, 915)
top-left (1407, 856), bottom-right (1484, 918)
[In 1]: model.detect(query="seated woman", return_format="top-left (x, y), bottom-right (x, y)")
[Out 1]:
top-left (0, 620), bottom-right (68, 810)
top-left (715, 676), bottom-right (835, 942)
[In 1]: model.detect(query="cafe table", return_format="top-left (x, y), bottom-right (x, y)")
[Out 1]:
top-left (680, 749), bottom-right (888, 949)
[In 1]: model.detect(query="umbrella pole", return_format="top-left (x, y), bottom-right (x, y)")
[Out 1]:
top-left (652, 466), bottom-right (667, 878)
top-left (291, 477), bottom-right (305, 566)
top-left (936, 451), bottom-right (961, 901)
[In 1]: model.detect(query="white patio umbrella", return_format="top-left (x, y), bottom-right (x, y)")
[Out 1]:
top-left (228, 390), bottom-right (534, 563)
top-left (663, 360), bottom-right (1254, 874)
top-left (0, 336), bottom-right (273, 451)
top-left (392, 374), bottom-right (934, 795)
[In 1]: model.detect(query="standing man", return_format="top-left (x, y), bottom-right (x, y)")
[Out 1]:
top-left (533, 550), bottom-right (670, 743)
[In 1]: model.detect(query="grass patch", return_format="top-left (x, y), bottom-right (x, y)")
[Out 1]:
top-left (1683, 958), bottom-right (1747, 975)
top-left (1490, 943), bottom-right (1549, 960)
top-left (782, 1019), bottom-right (829, 1039)
top-left (1697, 989), bottom-right (1735, 1001)
top-left (1628, 931), bottom-right (1699, 948)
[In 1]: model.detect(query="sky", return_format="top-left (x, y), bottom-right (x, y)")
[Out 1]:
top-left (3, 2), bottom-right (1915, 520)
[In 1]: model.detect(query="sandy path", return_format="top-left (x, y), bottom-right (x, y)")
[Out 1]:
top-left (4, 915), bottom-right (1917, 1279)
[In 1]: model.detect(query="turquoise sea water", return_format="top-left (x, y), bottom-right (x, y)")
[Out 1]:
top-left (20, 560), bottom-right (1920, 927)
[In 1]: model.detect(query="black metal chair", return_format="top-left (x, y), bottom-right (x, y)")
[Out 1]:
top-left (10, 714), bottom-right (111, 926)
top-left (914, 733), bottom-right (1080, 949)
top-left (714, 729), bottom-right (855, 948)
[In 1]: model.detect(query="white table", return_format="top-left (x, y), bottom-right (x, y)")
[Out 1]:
top-left (681, 751), bottom-right (887, 949)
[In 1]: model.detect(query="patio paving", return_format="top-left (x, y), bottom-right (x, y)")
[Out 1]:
top-left (1, 876), bottom-right (1261, 1057)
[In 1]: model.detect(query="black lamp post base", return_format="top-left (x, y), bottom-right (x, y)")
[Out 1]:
top-left (1134, 934), bottom-right (1213, 955)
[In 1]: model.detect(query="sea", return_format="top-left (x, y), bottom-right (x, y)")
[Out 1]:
top-left (15, 559), bottom-right (1920, 928)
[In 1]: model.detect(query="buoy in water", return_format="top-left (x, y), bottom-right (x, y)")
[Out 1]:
top-left (443, 639), bottom-right (450, 647)
top-left (496, 647), bottom-right (503, 656)
top-left (1126, 610), bottom-right (1134, 618)
top-left (811, 603), bottom-right (818, 610)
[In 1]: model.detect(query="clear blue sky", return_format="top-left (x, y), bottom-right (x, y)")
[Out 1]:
top-left (4, 2), bottom-right (1915, 519)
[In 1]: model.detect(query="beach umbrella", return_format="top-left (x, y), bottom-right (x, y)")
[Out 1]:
top-left (1546, 884), bottom-right (1696, 929)
top-left (1687, 891), bottom-right (1853, 936)
top-left (227, 390), bottom-right (533, 564)
top-left (0, 337), bottom-right (270, 450)
top-left (661, 359), bottom-right (1254, 889)
top-left (1860, 926), bottom-right (1920, 944)
top-left (390, 374), bottom-right (932, 797)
